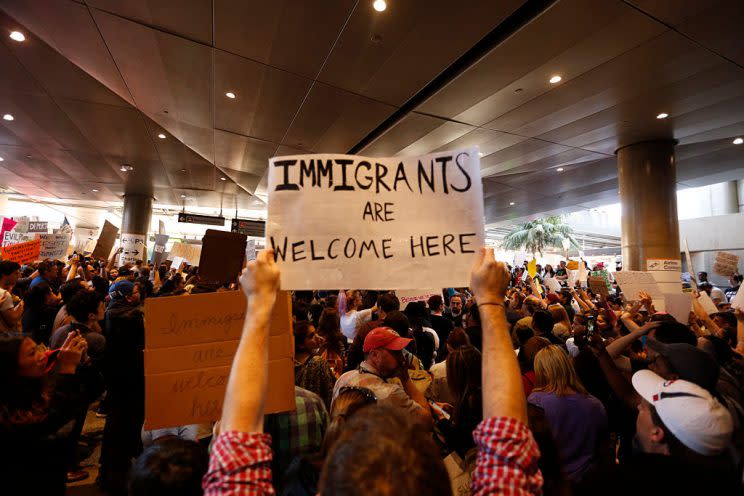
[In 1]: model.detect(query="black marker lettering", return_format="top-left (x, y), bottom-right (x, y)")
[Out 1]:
top-left (434, 156), bottom-right (451, 194)
top-left (382, 238), bottom-right (393, 259)
top-left (384, 202), bottom-right (395, 221)
top-left (375, 162), bottom-right (391, 193)
top-left (355, 161), bottom-right (373, 190)
top-left (393, 162), bottom-right (413, 192)
top-left (328, 238), bottom-right (340, 259)
top-left (359, 240), bottom-right (380, 259)
top-left (442, 234), bottom-right (455, 255)
top-left (333, 159), bottom-right (355, 191)
top-left (310, 240), bottom-right (325, 260)
top-left (362, 202), bottom-right (374, 221)
top-left (418, 160), bottom-right (435, 193)
top-left (410, 236), bottom-right (425, 257)
top-left (271, 236), bottom-right (288, 261)
top-left (426, 235), bottom-right (440, 256)
top-left (317, 159), bottom-right (334, 188)
top-left (291, 241), bottom-right (306, 261)
top-left (459, 233), bottom-right (476, 253)
top-left (274, 160), bottom-right (299, 191)
top-left (451, 152), bottom-right (472, 192)
top-left (299, 159), bottom-right (316, 187)
top-left (344, 238), bottom-right (357, 258)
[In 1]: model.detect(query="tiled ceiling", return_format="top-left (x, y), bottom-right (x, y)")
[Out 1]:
top-left (0, 0), bottom-right (742, 226)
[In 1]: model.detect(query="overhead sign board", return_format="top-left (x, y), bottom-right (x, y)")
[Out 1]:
top-left (231, 219), bottom-right (265, 237)
top-left (178, 213), bottom-right (226, 226)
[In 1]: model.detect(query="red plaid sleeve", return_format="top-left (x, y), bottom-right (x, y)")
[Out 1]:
top-left (471, 417), bottom-right (543, 496)
top-left (203, 431), bottom-right (275, 496)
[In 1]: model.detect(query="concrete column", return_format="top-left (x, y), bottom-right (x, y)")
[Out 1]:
top-left (710, 181), bottom-right (739, 215)
top-left (617, 140), bottom-right (680, 271)
top-left (119, 194), bottom-right (152, 265)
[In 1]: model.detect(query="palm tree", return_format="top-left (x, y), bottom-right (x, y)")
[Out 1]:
top-left (501, 216), bottom-right (580, 257)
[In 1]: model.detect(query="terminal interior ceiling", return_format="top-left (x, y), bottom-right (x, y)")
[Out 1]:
top-left (0, 0), bottom-right (742, 227)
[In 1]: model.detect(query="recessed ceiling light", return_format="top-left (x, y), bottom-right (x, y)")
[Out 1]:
top-left (92, 188), bottom-right (99, 192)
top-left (9, 31), bottom-right (25, 42)
top-left (157, 133), bottom-right (166, 139)
top-left (225, 92), bottom-right (236, 99)
top-left (220, 176), bottom-right (227, 181)
top-left (120, 164), bottom-right (134, 172)
top-left (179, 168), bottom-right (187, 173)
top-left (656, 112), bottom-right (669, 119)
top-left (557, 167), bottom-right (564, 172)
top-left (373, 0), bottom-right (387, 12)
top-left (0, 157), bottom-right (4, 161)
top-left (478, 152), bottom-right (484, 157)
top-left (549, 75), bottom-right (562, 84)
top-left (180, 194), bottom-right (187, 198)
top-left (509, 202), bottom-right (515, 206)
top-left (733, 137), bottom-right (743, 145)
top-left (2, 114), bottom-right (14, 121)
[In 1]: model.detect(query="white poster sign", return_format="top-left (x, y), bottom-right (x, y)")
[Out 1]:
top-left (267, 148), bottom-right (485, 289)
top-left (36, 233), bottom-right (72, 261)
top-left (72, 227), bottom-right (98, 254)
top-left (120, 232), bottom-right (146, 265)
top-left (396, 289), bottom-right (442, 310)
top-left (12, 216), bottom-right (29, 233)
top-left (613, 271), bottom-right (664, 301)
top-left (543, 277), bottom-right (562, 293)
top-left (245, 239), bottom-right (257, 263)
top-left (2, 231), bottom-right (31, 247)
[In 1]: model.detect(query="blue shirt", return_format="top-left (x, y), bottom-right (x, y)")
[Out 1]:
top-left (29, 276), bottom-right (46, 288)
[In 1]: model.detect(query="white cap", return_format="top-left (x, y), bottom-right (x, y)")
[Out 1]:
top-left (632, 369), bottom-right (733, 456)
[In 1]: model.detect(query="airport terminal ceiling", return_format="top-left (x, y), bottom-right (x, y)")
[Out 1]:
top-left (0, 0), bottom-right (742, 227)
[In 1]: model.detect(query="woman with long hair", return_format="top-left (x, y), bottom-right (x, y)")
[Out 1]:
top-left (442, 345), bottom-right (483, 457)
top-left (294, 321), bottom-right (337, 409)
top-left (528, 345), bottom-right (608, 482)
top-left (316, 308), bottom-right (346, 379)
top-left (0, 332), bottom-right (88, 495)
top-left (548, 303), bottom-right (572, 341)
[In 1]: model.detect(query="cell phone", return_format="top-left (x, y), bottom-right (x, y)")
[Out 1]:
top-left (586, 316), bottom-right (595, 334)
top-left (429, 401), bottom-right (450, 420)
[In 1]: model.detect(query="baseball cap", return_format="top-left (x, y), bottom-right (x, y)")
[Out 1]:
top-left (632, 370), bottom-right (733, 455)
top-left (646, 339), bottom-right (719, 393)
top-left (109, 280), bottom-right (135, 298)
top-left (363, 327), bottom-right (412, 353)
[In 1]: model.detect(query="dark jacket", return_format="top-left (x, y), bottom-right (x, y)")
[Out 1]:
top-left (22, 304), bottom-right (59, 345)
top-left (104, 299), bottom-right (145, 403)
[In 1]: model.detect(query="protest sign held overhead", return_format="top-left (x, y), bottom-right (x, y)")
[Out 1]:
top-left (119, 233), bottom-right (145, 265)
top-left (37, 233), bottom-right (72, 261)
top-left (1, 238), bottom-right (41, 264)
top-left (198, 230), bottom-right (247, 285)
top-left (396, 289), bottom-right (442, 310)
top-left (267, 148), bottom-right (485, 289)
top-left (713, 252), bottom-right (740, 277)
top-left (91, 220), bottom-right (119, 260)
top-left (152, 234), bottom-right (169, 267)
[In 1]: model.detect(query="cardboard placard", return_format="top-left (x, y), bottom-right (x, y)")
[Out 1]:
top-left (588, 276), bottom-right (610, 297)
top-left (0, 239), bottom-right (41, 264)
top-left (169, 242), bottom-right (202, 265)
top-left (647, 258), bottom-right (681, 272)
top-left (91, 220), bottom-right (119, 260)
top-left (152, 234), bottom-right (169, 267)
top-left (713, 252), bottom-right (740, 277)
top-left (72, 227), bottom-right (97, 254)
top-left (198, 230), bottom-right (247, 285)
top-left (36, 233), bottom-right (72, 261)
top-left (578, 263), bottom-right (588, 283)
top-left (0, 217), bottom-right (17, 237)
top-left (143, 290), bottom-right (294, 429)
top-left (267, 148), bottom-right (485, 289)
top-left (527, 258), bottom-right (537, 278)
top-left (396, 289), bottom-right (442, 310)
top-left (664, 293), bottom-right (692, 324)
top-left (2, 231), bottom-right (32, 246)
top-left (543, 277), bottom-right (562, 293)
top-left (27, 221), bottom-right (48, 233)
top-left (697, 292), bottom-right (719, 315)
top-left (613, 271), bottom-right (664, 301)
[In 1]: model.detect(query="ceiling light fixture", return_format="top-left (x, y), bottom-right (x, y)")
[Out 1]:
top-left (120, 164), bottom-right (134, 172)
top-left (478, 152), bottom-right (484, 157)
top-left (656, 112), bottom-right (669, 119)
top-left (2, 114), bottom-right (14, 121)
top-left (92, 188), bottom-right (99, 192)
top-left (157, 133), bottom-right (166, 139)
top-left (0, 157), bottom-right (3, 161)
top-left (225, 92), bottom-right (236, 99)
top-left (180, 194), bottom-right (187, 198)
top-left (549, 75), bottom-right (562, 84)
top-left (9, 31), bottom-right (25, 42)
top-left (373, 0), bottom-right (387, 12)
top-left (733, 137), bottom-right (743, 145)
top-left (509, 202), bottom-right (515, 206)
top-left (557, 167), bottom-right (564, 172)
top-left (220, 176), bottom-right (227, 181)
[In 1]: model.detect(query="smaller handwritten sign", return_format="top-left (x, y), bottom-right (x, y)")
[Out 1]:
top-left (396, 289), bottom-right (442, 310)
top-left (588, 276), bottom-right (610, 297)
top-left (1, 239), bottom-right (41, 264)
top-left (37, 233), bottom-right (71, 261)
top-left (713, 252), bottom-right (740, 277)
top-left (613, 271), bottom-right (664, 301)
top-left (2, 231), bottom-right (31, 247)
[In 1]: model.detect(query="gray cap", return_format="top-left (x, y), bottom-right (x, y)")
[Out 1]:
top-left (647, 338), bottom-right (720, 393)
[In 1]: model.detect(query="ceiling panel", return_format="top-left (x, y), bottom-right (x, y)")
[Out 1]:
top-left (214, 130), bottom-right (277, 176)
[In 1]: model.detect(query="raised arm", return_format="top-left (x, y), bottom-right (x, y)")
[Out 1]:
top-left (471, 248), bottom-right (542, 496)
top-left (202, 250), bottom-right (280, 495)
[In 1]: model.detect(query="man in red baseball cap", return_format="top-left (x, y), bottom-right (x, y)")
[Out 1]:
top-left (332, 327), bottom-right (433, 427)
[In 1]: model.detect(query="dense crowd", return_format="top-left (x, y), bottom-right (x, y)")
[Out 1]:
top-left (0, 245), bottom-right (742, 495)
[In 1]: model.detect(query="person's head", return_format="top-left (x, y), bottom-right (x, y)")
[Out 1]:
top-left (129, 437), bottom-right (208, 496)
top-left (320, 404), bottom-right (450, 496)
top-left (23, 282), bottom-right (54, 310)
top-left (548, 303), bottom-right (569, 325)
top-left (712, 311), bottom-right (736, 331)
top-left (345, 290), bottom-right (361, 312)
top-left (697, 271), bottom-right (709, 283)
top-left (531, 309), bottom-right (554, 336)
top-left (376, 293), bottom-right (399, 320)
top-left (293, 320), bottom-right (320, 353)
top-left (698, 282), bottom-right (713, 296)
top-left (382, 310), bottom-right (410, 338)
top-left (646, 339), bottom-right (720, 393)
top-left (363, 327), bottom-right (411, 379)
top-left (36, 260), bottom-right (57, 280)
top-left (648, 321), bottom-right (697, 346)
top-left (0, 334), bottom-right (47, 381)
top-left (0, 261), bottom-right (21, 286)
top-left (632, 370), bottom-right (732, 458)
top-left (317, 308), bottom-right (342, 338)
top-left (446, 327), bottom-right (470, 354)
top-left (322, 386), bottom-right (377, 458)
top-left (59, 278), bottom-right (88, 305)
top-left (464, 302), bottom-right (481, 329)
top-left (110, 280), bottom-right (141, 305)
top-left (449, 294), bottom-right (463, 316)
top-left (522, 336), bottom-right (551, 373)
top-left (404, 301), bottom-right (428, 330)
top-left (729, 274), bottom-right (743, 287)
top-left (533, 345), bottom-right (587, 396)
top-left (67, 291), bottom-right (105, 326)
top-left (427, 294), bottom-right (444, 314)
top-left (559, 260), bottom-right (566, 268)
top-left (523, 296), bottom-right (542, 316)
top-left (446, 345), bottom-right (482, 405)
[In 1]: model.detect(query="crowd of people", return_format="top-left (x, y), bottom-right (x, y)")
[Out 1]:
top-left (0, 244), bottom-right (743, 495)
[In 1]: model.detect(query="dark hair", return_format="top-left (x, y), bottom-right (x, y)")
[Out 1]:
top-left (378, 293), bottom-right (400, 314)
top-left (23, 282), bottom-right (52, 311)
top-left (36, 260), bottom-right (55, 277)
top-left (293, 321), bottom-right (315, 352)
top-left (0, 334), bottom-right (47, 424)
top-left (309, 303), bottom-right (324, 327)
top-left (713, 312), bottom-right (737, 329)
top-left (66, 291), bottom-right (102, 323)
top-left (0, 261), bottom-right (20, 277)
top-left (59, 279), bottom-right (86, 305)
top-left (731, 274), bottom-right (743, 284)
top-left (447, 327), bottom-right (470, 349)
top-left (383, 311), bottom-right (409, 338)
top-left (446, 346), bottom-right (483, 455)
top-left (320, 405), bottom-right (451, 496)
top-left (129, 437), bottom-right (208, 496)
top-left (90, 275), bottom-right (109, 298)
top-left (317, 308), bottom-right (345, 356)
top-left (404, 301), bottom-right (428, 331)
top-left (427, 294), bottom-right (443, 311)
top-left (467, 302), bottom-right (481, 327)
top-left (653, 321), bottom-right (697, 346)
top-left (532, 309), bottom-right (555, 335)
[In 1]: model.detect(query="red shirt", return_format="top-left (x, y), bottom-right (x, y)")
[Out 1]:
top-left (203, 416), bottom-right (542, 495)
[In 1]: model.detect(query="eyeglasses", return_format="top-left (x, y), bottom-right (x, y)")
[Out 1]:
top-left (338, 386), bottom-right (377, 403)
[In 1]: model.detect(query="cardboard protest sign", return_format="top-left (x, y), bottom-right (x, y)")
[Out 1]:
top-left (543, 277), bottom-right (562, 293)
top-left (91, 221), bottom-right (119, 260)
top-left (527, 258), bottom-right (537, 278)
top-left (588, 276), bottom-right (610, 297)
top-left (0, 217), bottom-right (17, 238)
top-left (37, 233), bottom-right (72, 261)
top-left (119, 232), bottom-right (146, 265)
top-left (198, 230), bottom-right (247, 285)
top-left (664, 293), bottom-right (692, 323)
top-left (713, 252), bottom-right (740, 277)
top-left (12, 216), bottom-right (29, 233)
top-left (696, 292), bottom-right (719, 315)
top-left (152, 234), bottom-right (169, 267)
top-left (2, 231), bottom-right (31, 247)
top-left (143, 290), bottom-right (294, 429)
top-left (396, 289), bottom-right (442, 310)
top-left (0, 239), bottom-right (41, 264)
top-left (731, 289), bottom-right (744, 312)
top-left (72, 227), bottom-right (97, 254)
top-left (169, 242), bottom-right (202, 265)
top-left (27, 221), bottom-right (48, 233)
top-left (613, 271), bottom-right (664, 301)
top-left (578, 263), bottom-right (588, 283)
top-left (267, 148), bottom-right (485, 289)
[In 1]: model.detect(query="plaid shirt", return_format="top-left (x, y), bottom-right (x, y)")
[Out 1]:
top-left (204, 414), bottom-right (541, 495)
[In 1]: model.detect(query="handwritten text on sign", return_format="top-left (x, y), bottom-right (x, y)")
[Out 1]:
top-left (267, 148), bottom-right (485, 289)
